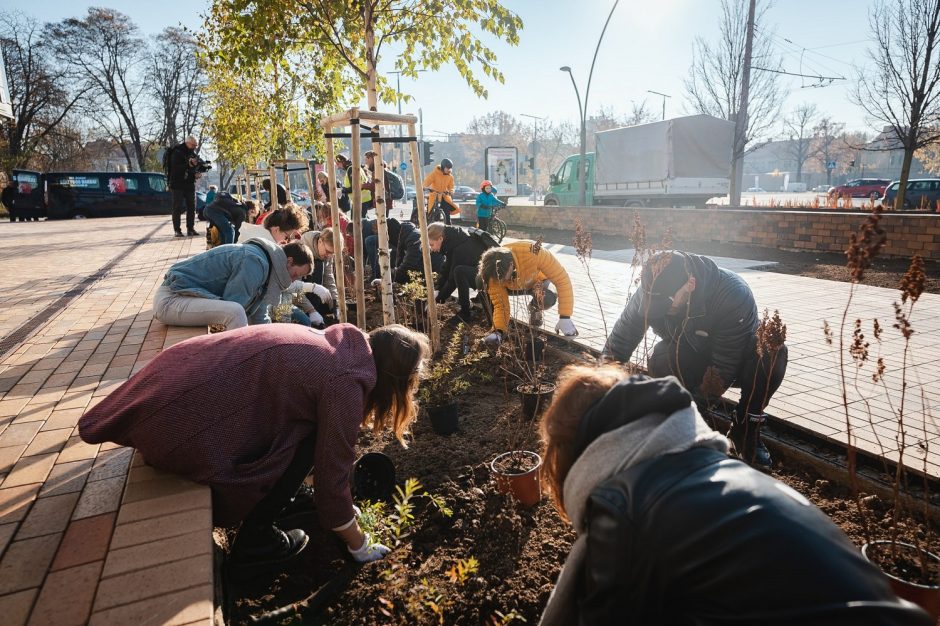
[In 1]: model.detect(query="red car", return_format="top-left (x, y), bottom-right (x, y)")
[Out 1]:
top-left (828, 178), bottom-right (891, 201)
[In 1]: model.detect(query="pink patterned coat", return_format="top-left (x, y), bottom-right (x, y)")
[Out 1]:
top-left (79, 323), bottom-right (376, 529)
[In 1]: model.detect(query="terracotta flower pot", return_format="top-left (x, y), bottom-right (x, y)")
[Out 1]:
top-left (351, 452), bottom-right (396, 501)
top-left (427, 403), bottom-right (459, 435)
top-left (862, 540), bottom-right (940, 620)
top-left (490, 450), bottom-right (542, 507)
top-left (517, 383), bottom-right (556, 420)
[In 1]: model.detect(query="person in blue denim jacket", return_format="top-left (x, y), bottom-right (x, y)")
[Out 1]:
top-left (153, 238), bottom-right (313, 330)
top-left (475, 180), bottom-right (504, 232)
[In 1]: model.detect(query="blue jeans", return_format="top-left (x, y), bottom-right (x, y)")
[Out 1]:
top-left (204, 205), bottom-right (236, 245)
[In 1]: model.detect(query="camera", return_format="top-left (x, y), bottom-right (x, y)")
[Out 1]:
top-left (195, 157), bottom-right (213, 174)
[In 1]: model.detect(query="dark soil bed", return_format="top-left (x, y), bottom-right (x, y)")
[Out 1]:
top-left (221, 296), bottom-right (940, 625)
top-left (504, 225), bottom-right (940, 294)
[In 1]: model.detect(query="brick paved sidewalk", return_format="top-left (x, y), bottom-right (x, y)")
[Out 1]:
top-left (0, 217), bottom-right (213, 625)
top-left (526, 240), bottom-right (940, 478)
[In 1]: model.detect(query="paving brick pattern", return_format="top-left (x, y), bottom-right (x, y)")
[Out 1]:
top-left (518, 239), bottom-right (940, 478)
top-left (0, 217), bottom-right (212, 625)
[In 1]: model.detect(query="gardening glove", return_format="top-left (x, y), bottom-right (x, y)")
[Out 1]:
top-left (433, 290), bottom-right (440, 301)
top-left (483, 331), bottom-right (503, 346)
top-left (309, 310), bottom-right (325, 328)
top-left (311, 283), bottom-right (332, 307)
top-left (555, 317), bottom-right (578, 337)
top-left (371, 278), bottom-right (383, 288)
top-left (289, 280), bottom-right (308, 294)
top-left (348, 532), bottom-right (390, 563)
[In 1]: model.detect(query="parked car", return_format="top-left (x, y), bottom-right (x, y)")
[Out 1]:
top-left (517, 182), bottom-right (533, 196)
top-left (451, 185), bottom-right (479, 202)
top-left (38, 171), bottom-right (171, 219)
top-left (881, 179), bottom-right (940, 210)
top-left (814, 185), bottom-right (832, 192)
top-left (405, 185), bottom-right (417, 201)
top-left (828, 178), bottom-right (891, 201)
top-left (746, 186), bottom-right (765, 193)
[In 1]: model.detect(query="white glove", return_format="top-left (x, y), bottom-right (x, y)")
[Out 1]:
top-left (309, 310), bottom-right (324, 327)
top-left (311, 283), bottom-right (332, 306)
top-left (433, 290), bottom-right (440, 300)
top-left (482, 331), bottom-right (503, 345)
top-left (348, 532), bottom-right (390, 563)
top-left (371, 278), bottom-right (383, 287)
top-left (289, 280), bottom-right (307, 294)
top-left (297, 281), bottom-right (316, 294)
top-left (555, 318), bottom-right (578, 337)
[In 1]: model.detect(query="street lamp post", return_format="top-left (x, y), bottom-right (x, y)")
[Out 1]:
top-left (559, 0), bottom-right (620, 206)
top-left (647, 90), bottom-right (671, 121)
top-left (520, 113), bottom-right (545, 197)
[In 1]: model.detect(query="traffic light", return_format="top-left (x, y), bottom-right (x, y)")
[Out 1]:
top-left (423, 141), bottom-right (435, 167)
top-left (527, 156), bottom-right (535, 169)
top-left (849, 159), bottom-right (856, 167)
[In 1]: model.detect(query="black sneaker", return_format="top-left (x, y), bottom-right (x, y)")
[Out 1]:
top-left (230, 524), bottom-right (309, 569)
top-left (187, 229), bottom-right (201, 237)
top-left (278, 483), bottom-right (316, 528)
top-left (174, 230), bottom-right (185, 238)
top-left (728, 414), bottom-right (773, 469)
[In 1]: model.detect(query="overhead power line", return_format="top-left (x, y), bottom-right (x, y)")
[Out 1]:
top-left (750, 65), bottom-right (844, 87)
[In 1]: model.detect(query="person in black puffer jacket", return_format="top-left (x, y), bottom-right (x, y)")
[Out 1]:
top-left (604, 250), bottom-right (787, 468)
top-left (392, 221), bottom-right (443, 285)
top-left (537, 366), bottom-right (931, 626)
top-left (426, 222), bottom-right (489, 324)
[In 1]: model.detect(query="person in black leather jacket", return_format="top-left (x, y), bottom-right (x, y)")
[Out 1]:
top-left (392, 221), bottom-right (443, 285)
top-left (604, 250), bottom-right (786, 467)
top-left (427, 223), bottom-right (489, 324)
top-left (537, 366), bottom-right (930, 626)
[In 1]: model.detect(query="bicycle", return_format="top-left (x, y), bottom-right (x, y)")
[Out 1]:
top-left (484, 204), bottom-right (507, 243)
top-left (421, 188), bottom-right (458, 225)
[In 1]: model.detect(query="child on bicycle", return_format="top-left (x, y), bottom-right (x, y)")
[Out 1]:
top-left (476, 180), bottom-right (504, 233)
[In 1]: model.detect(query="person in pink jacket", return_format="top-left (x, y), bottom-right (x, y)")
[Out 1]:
top-left (79, 323), bottom-right (429, 570)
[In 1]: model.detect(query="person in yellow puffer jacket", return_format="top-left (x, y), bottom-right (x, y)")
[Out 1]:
top-left (477, 240), bottom-right (579, 344)
top-left (422, 158), bottom-right (459, 225)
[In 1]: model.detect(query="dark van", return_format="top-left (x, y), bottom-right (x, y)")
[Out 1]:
top-left (45, 171), bottom-right (171, 219)
top-left (6, 170), bottom-right (47, 220)
top-left (9, 170), bottom-right (172, 220)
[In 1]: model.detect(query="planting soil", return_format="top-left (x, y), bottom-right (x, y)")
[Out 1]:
top-left (221, 296), bottom-right (940, 625)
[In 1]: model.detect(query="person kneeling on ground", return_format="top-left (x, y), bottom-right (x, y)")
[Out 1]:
top-left (153, 239), bottom-right (313, 330)
top-left (538, 366), bottom-right (931, 626)
top-left (603, 250), bottom-right (787, 468)
top-left (427, 222), bottom-right (491, 325)
top-left (204, 192), bottom-right (254, 247)
top-left (299, 228), bottom-right (340, 328)
top-left (477, 241), bottom-right (578, 344)
top-left (78, 323), bottom-right (431, 569)
top-left (386, 220), bottom-right (443, 286)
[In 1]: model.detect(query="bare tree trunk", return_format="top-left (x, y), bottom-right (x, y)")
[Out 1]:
top-left (729, 0), bottom-right (756, 207)
top-left (365, 2), bottom-right (377, 112)
top-left (896, 145), bottom-right (915, 210)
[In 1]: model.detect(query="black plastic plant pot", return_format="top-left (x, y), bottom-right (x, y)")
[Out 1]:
top-left (428, 403), bottom-right (459, 435)
top-left (517, 383), bottom-right (556, 420)
top-left (351, 452), bottom-right (396, 501)
top-left (522, 337), bottom-right (546, 362)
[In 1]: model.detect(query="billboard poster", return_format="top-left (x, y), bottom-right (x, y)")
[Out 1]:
top-left (484, 147), bottom-right (518, 197)
top-left (0, 49), bottom-right (12, 119)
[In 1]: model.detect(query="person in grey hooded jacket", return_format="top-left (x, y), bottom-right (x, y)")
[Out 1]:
top-left (154, 238), bottom-right (313, 330)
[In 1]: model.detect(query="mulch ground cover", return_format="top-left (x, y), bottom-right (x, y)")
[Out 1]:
top-left (219, 292), bottom-right (940, 625)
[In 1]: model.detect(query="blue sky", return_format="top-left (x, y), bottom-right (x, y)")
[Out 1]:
top-left (6, 0), bottom-right (877, 140)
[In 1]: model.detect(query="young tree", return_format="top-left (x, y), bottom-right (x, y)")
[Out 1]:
top-left (783, 103), bottom-right (819, 183)
top-left (855, 0), bottom-right (940, 209)
top-left (625, 100), bottom-right (657, 126)
top-left (0, 11), bottom-right (86, 169)
top-left (684, 0), bottom-right (784, 201)
top-left (46, 8), bottom-right (150, 171)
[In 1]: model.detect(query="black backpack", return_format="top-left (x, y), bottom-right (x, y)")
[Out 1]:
top-left (467, 227), bottom-right (500, 250)
top-left (384, 169), bottom-right (405, 200)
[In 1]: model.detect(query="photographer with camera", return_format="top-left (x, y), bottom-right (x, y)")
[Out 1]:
top-left (166, 136), bottom-right (211, 237)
